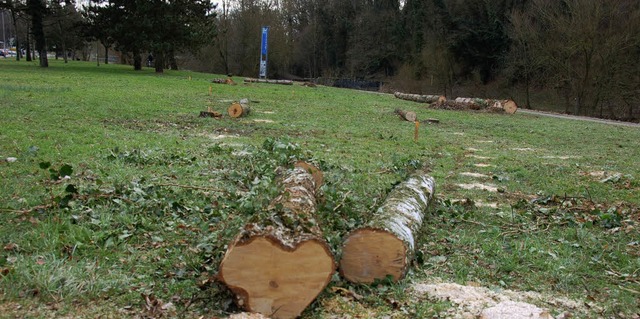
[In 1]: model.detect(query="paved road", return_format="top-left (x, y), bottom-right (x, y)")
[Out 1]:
top-left (517, 109), bottom-right (640, 128)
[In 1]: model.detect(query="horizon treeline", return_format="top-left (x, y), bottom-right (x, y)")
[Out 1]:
top-left (197, 0), bottom-right (639, 119)
top-left (1, 0), bottom-right (639, 120)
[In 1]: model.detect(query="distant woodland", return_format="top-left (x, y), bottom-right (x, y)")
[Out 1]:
top-left (2, 0), bottom-right (639, 120)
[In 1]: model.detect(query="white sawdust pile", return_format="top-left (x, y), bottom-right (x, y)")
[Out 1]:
top-left (413, 281), bottom-right (587, 319)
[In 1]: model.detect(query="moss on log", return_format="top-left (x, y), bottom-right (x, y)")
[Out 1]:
top-left (340, 172), bottom-right (436, 283)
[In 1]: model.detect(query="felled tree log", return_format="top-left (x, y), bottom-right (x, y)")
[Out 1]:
top-left (212, 78), bottom-right (236, 85)
top-left (244, 78), bottom-right (294, 85)
top-left (340, 172), bottom-right (436, 283)
top-left (228, 102), bottom-right (251, 118)
top-left (199, 106), bottom-right (223, 118)
top-left (394, 92), bottom-right (447, 104)
top-left (218, 166), bottom-right (335, 319)
top-left (453, 98), bottom-right (518, 114)
top-left (394, 109), bottom-right (417, 122)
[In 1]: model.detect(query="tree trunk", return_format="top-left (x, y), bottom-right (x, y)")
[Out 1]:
top-left (227, 102), bottom-right (251, 118)
top-left (244, 78), bottom-right (294, 85)
top-left (340, 172), bottom-right (435, 283)
top-left (25, 30), bottom-right (32, 61)
top-left (394, 92), bottom-right (446, 104)
top-left (133, 53), bottom-right (142, 71)
top-left (218, 166), bottom-right (335, 319)
top-left (394, 109), bottom-right (417, 122)
top-left (28, 0), bottom-right (48, 67)
top-left (104, 44), bottom-right (109, 64)
top-left (10, 9), bottom-right (20, 61)
top-left (154, 52), bottom-right (165, 73)
top-left (452, 97), bottom-right (518, 114)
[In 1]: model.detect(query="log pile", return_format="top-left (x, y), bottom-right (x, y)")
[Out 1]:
top-left (394, 92), bottom-right (447, 104)
top-left (340, 172), bottom-right (436, 283)
top-left (244, 78), bottom-right (294, 86)
top-left (431, 98), bottom-right (518, 114)
top-left (218, 165), bottom-right (335, 319)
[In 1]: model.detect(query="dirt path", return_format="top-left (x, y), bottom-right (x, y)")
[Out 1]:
top-left (516, 109), bottom-right (640, 128)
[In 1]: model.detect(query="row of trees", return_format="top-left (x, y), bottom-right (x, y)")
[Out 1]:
top-left (1, 0), bottom-right (639, 119)
top-left (0, 0), bottom-right (216, 73)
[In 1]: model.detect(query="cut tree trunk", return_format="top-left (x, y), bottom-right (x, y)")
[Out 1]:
top-left (228, 102), bottom-right (251, 118)
top-left (218, 166), bottom-right (335, 319)
top-left (199, 106), bottom-right (223, 118)
top-left (244, 78), bottom-right (294, 85)
top-left (453, 98), bottom-right (518, 114)
top-left (394, 92), bottom-right (446, 104)
top-left (394, 109), bottom-right (418, 122)
top-left (340, 172), bottom-right (436, 284)
top-left (212, 78), bottom-right (236, 85)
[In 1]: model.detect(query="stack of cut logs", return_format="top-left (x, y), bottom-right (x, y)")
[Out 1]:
top-left (217, 163), bottom-right (436, 319)
top-left (394, 91), bottom-right (518, 114)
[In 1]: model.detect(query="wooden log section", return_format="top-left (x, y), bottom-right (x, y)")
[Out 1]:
top-left (228, 102), bottom-right (251, 118)
top-left (340, 173), bottom-right (436, 283)
top-left (394, 109), bottom-right (417, 122)
top-left (244, 78), bottom-right (294, 85)
top-left (218, 167), bottom-right (335, 319)
top-left (394, 92), bottom-right (447, 104)
top-left (453, 97), bottom-right (518, 114)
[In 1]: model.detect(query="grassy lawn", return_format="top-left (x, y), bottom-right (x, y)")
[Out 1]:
top-left (1, 59), bottom-right (639, 318)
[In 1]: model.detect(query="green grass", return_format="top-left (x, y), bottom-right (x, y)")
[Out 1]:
top-left (1, 59), bottom-right (639, 318)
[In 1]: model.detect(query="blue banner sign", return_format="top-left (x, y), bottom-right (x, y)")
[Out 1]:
top-left (261, 26), bottom-right (269, 56)
top-left (260, 26), bottom-right (269, 78)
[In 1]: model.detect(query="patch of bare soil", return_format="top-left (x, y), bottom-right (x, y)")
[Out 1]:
top-left (412, 280), bottom-right (588, 319)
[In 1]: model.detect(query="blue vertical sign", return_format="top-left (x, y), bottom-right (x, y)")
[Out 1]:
top-left (259, 26), bottom-right (269, 79)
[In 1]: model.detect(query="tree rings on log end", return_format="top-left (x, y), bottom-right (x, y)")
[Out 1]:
top-left (404, 111), bottom-right (417, 122)
top-left (339, 228), bottom-right (407, 283)
top-left (219, 236), bottom-right (335, 319)
top-left (503, 100), bottom-right (518, 114)
top-left (228, 102), bottom-right (250, 118)
top-left (294, 161), bottom-right (323, 189)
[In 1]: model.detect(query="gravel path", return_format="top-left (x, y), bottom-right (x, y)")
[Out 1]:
top-left (517, 109), bottom-right (640, 128)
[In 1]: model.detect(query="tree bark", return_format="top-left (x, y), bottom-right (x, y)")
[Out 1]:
top-left (218, 166), bottom-right (335, 319)
top-left (394, 92), bottom-right (446, 104)
top-left (340, 172), bottom-right (435, 283)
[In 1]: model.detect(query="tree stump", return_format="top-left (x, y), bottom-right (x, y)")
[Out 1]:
top-left (218, 167), bottom-right (335, 319)
top-left (340, 172), bottom-right (436, 283)
top-left (228, 102), bottom-right (251, 118)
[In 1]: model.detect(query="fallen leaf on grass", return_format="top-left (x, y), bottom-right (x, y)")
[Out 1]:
top-left (3, 243), bottom-right (19, 251)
